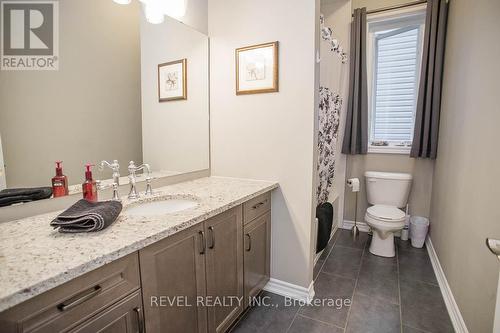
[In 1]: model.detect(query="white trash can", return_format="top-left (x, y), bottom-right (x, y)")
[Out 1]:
top-left (410, 216), bottom-right (429, 248)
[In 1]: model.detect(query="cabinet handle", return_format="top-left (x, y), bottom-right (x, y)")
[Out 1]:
top-left (198, 231), bottom-right (206, 254)
top-left (134, 307), bottom-right (145, 333)
top-left (208, 226), bottom-right (215, 249)
top-left (245, 233), bottom-right (252, 251)
top-left (57, 285), bottom-right (102, 312)
top-left (252, 200), bottom-right (267, 210)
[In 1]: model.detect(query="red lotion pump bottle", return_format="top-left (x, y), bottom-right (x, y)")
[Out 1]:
top-left (82, 164), bottom-right (98, 202)
top-left (52, 161), bottom-right (69, 197)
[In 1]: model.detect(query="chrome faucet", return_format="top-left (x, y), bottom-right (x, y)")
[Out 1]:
top-left (128, 161), bottom-right (153, 199)
top-left (99, 160), bottom-right (121, 200)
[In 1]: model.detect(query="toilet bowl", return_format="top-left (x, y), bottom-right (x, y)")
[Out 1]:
top-left (364, 171), bottom-right (412, 257)
top-left (365, 205), bottom-right (406, 257)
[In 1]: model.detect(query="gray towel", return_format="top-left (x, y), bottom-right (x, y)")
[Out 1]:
top-left (50, 199), bottom-right (122, 233)
top-left (0, 187), bottom-right (53, 207)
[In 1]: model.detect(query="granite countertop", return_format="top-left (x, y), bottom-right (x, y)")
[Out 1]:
top-left (0, 176), bottom-right (278, 312)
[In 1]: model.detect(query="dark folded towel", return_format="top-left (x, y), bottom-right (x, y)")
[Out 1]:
top-left (50, 199), bottom-right (122, 233)
top-left (0, 187), bottom-right (53, 207)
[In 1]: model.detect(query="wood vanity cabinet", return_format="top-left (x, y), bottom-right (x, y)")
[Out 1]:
top-left (139, 206), bottom-right (244, 333)
top-left (0, 192), bottom-right (272, 333)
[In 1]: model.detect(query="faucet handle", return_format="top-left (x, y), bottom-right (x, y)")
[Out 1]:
top-left (128, 161), bottom-right (137, 174)
top-left (100, 160), bottom-right (120, 171)
top-left (145, 177), bottom-right (153, 196)
top-left (112, 183), bottom-right (121, 201)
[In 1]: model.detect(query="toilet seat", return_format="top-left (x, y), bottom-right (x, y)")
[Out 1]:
top-left (366, 205), bottom-right (405, 222)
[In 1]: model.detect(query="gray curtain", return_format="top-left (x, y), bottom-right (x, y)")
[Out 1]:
top-left (342, 7), bottom-right (368, 155)
top-left (410, 0), bottom-right (449, 159)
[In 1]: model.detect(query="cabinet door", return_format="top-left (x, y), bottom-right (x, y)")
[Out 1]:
top-left (244, 212), bottom-right (271, 306)
top-left (70, 291), bottom-right (143, 333)
top-left (139, 224), bottom-right (207, 333)
top-left (205, 207), bottom-right (244, 333)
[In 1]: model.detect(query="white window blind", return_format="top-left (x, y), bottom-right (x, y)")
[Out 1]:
top-left (367, 8), bottom-right (426, 152)
top-left (373, 27), bottom-right (420, 142)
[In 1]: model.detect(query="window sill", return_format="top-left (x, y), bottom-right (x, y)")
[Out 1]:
top-left (367, 145), bottom-right (411, 155)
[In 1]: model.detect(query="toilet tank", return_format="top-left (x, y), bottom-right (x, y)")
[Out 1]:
top-left (365, 171), bottom-right (412, 208)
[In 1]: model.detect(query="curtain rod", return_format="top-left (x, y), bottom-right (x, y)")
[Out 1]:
top-left (352, 0), bottom-right (427, 17)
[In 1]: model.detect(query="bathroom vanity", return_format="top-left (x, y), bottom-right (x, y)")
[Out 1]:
top-left (0, 177), bottom-right (276, 333)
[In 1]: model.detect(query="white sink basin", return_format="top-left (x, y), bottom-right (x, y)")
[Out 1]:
top-left (124, 196), bottom-right (199, 217)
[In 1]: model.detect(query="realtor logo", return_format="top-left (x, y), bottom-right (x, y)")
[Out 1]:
top-left (1, 1), bottom-right (58, 70)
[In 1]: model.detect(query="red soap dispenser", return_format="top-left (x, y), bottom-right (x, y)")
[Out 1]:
top-left (82, 164), bottom-right (98, 202)
top-left (52, 161), bottom-right (69, 197)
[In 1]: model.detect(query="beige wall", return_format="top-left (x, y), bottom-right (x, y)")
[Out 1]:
top-left (430, 0), bottom-right (500, 332)
top-left (344, 155), bottom-right (434, 220)
top-left (0, 0), bottom-right (142, 188)
top-left (343, 0), bottom-right (434, 222)
top-left (140, 15), bottom-right (209, 174)
top-left (209, 0), bottom-right (319, 288)
top-left (0, 134), bottom-right (5, 190)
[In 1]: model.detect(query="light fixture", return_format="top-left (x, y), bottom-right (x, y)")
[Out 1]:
top-left (113, 0), bottom-right (132, 4)
top-left (113, 0), bottom-right (187, 24)
top-left (141, 1), bottom-right (165, 24)
top-left (163, 0), bottom-right (187, 19)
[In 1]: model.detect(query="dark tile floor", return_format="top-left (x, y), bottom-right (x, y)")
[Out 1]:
top-left (231, 229), bottom-right (454, 333)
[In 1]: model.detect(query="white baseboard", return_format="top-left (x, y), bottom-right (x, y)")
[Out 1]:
top-left (426, 237), bottom-right (469, 333)
top-left (342, 219), bottom-right (370, 232)
top-left (263, 278), bottom-right (315, 304)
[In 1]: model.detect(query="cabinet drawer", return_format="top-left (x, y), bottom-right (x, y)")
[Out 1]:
top-left (0, 253), bottom-right (140, 333)
top-left (243, 192), bottom-right (271, 224)
top-left (70, 290), bottom-right (143, 333)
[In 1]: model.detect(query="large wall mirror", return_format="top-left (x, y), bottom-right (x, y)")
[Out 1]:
top-left (0, 0), bottom-right (209, 207)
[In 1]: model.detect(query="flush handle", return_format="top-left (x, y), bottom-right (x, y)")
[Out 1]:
top-left (486, 238), bottom-right (500, 260)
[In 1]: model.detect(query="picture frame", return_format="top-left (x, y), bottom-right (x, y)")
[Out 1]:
top-left (158, 59), bottom-right (187, 102)
top-left (235, 41), bottom-right (279, 95)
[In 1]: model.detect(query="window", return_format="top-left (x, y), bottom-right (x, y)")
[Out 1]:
top-left (367, 7), bottom-right (426, 154)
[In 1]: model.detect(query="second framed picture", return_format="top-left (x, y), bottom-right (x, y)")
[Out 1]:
top-left (158, 59), bottom-right (187, 102)
top-left (236, 41), bottom-right (279, 95)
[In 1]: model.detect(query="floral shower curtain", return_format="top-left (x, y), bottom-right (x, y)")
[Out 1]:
top-left (316, 14), bottom-right (347, 204)
top-left (317, 87), bottom-right (342, 204)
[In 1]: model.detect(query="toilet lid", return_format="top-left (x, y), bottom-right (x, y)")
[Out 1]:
top-left (367, 205), bottom-right (406, 221)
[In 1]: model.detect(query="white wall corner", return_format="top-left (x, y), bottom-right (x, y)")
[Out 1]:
top-left (313, 217), bottom-right (320, 265)
top-left (315, 225), bottom-right (339, 265)
top-left (426, 237), bottom-right (469, 333)
top-left (342, 219), bottom-right (370, 232)
top-left (264, 278), bottom-right (315, 304)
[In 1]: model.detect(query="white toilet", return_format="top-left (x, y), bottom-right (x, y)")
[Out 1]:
top-left (364, 171), bottom-right (413, 257)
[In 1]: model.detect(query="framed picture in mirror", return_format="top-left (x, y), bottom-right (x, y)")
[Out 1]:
top-left (236, 41), bottom-right (279, 95)
top-left (158, 59), bottom-right (187, 101)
